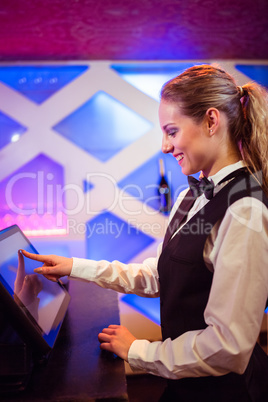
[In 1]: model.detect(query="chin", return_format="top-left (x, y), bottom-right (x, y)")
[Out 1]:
top-left (181, 169), bottom-right (191, 176)
top-left (181, 167), bottom-right (196, 177)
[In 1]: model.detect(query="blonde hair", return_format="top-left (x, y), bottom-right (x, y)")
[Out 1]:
top-left (161, 64), bottom-right (268, 195)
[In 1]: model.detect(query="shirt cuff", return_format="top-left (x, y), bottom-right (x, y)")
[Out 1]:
top-left (70, 257), bottom-right (98, 281)
top-left (128, 339), bottom-right (153, 373)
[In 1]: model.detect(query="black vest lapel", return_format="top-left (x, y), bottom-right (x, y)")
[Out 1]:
top-left (163, 167), bottom-right (249, 250)
top-left (162, 189), bottom-right (196, 249)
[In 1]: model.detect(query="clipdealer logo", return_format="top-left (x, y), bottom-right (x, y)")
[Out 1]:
top-left (4, 170), bottom-right (188, 217)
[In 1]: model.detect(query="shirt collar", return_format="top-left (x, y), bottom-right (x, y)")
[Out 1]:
top-left (208, 160), bottom-right (246, 188)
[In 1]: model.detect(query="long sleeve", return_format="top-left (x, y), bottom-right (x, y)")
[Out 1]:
top-left (128, 197), bottom-right (268, 378)
top-left (70, 242), bottom-right (162, 297)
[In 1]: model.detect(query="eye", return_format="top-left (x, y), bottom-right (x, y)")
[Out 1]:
top-left (167, 129), bottom-right (177, 138)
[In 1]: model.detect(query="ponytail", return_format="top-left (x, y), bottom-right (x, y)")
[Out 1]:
top-left (239, 83), bottom-right (268, 195)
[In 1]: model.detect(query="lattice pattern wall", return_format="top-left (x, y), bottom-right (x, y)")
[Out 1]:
top-left (0, 61), bottom-right (267, 266)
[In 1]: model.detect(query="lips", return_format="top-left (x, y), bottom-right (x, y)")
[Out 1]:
top-left (174, 153), bottom-right (184, 164)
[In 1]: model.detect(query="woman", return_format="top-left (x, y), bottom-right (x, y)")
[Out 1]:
top-left (22, 65), bottom-right (268, 401)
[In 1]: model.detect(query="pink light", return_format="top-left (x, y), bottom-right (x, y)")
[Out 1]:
top-left (24, 228), bottom-right (68, 237)
top-left (0, 212), bottom-right (67, 237)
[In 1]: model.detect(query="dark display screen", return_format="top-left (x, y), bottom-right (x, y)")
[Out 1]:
top-left (0, 225), bottom-right (70, 353)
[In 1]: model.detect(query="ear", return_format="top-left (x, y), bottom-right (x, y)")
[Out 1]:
top-left (205, 108), bottom-right (220, 135)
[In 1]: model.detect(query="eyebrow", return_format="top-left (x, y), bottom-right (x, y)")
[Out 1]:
top-left (162, 123), bottom-right (176, 131)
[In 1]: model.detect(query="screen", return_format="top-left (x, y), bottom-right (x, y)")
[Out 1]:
top-left (0, 225), bottom-right (70, 354)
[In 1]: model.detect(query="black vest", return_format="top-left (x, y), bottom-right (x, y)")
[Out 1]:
top-left (157, 171), bottom-right (268, 401)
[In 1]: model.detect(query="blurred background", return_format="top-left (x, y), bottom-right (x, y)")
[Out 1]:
top-left (0, 0), bottom-right (268, 376)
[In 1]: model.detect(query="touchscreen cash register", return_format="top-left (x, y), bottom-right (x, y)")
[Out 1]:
top-left (0, 225), bottom-right (70, 356)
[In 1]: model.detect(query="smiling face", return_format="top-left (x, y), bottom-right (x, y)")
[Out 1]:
top-left (159, 100), bottom-right (217, 177)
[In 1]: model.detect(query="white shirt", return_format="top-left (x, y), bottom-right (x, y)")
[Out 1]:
top-left (71, 161), bottom-right (268, 379)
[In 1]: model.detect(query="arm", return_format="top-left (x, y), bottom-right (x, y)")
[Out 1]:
top-left (70, 194), bottom-right (188, 296)
top-left (21, 191), bottom-right (186, 295)
top-left (21, 243), bottom-right (162, 297)
top-left (127, 197), bottom-right (268, 378)
top-left (70, 253), bottom-right (160, 297)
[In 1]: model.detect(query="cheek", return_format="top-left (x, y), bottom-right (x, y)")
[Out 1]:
top-left (192, 145), bottom-right (207, 161)
top-left (187, 142), bottom-right (207, 166)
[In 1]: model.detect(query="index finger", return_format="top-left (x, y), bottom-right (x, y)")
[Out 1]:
top-left (20, 250), bottom-right (50, 263)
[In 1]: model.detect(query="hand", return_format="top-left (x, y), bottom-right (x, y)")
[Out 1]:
top-left (98, 325), bottom-right (136, 361)
top-left (20, 250), bottom-right (73, 282)
top-left (14, 250), bottom-right (42, 306)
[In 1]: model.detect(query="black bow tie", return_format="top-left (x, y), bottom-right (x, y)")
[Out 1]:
top-left (187, 175), bottom-right (214, 200)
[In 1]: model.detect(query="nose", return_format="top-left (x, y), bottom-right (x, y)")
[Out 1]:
top-left (161, 137), bottom-right (173, 154)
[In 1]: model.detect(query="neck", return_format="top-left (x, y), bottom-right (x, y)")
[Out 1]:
top-left (203, 148), bottom-right (242, 178)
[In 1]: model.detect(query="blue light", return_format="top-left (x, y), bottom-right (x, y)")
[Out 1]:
top-left (11, 133), bottom-right (21, 143)
top-left (0, 111), bottom-right (27, 150)
top-left (118, 151), bottom-right (190, 213)
top-left (83, 180), bottom-right (94, 193)
top-left (111, 62), bottom-right (204, 101)
top-left (121, 294), bottom-right (160, 325)
top-left (0, 65), bottom-right (89, 104)
top-left (86, 211), bottom-right (155, 263)
top-left (53, 91), bottom-right (153, 162)
top-left (235, 65), bottom-right (268, 89)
